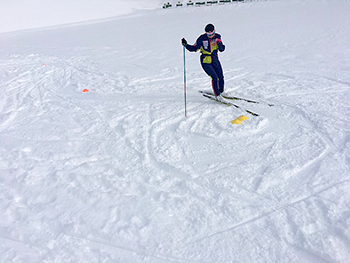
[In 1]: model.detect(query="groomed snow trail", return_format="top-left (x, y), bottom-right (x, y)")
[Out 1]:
top-left (1, 1), bottom-right (350, 262)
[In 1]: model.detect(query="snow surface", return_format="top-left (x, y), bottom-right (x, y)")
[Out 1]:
top-left (1, 0), bottom-right (350, 262)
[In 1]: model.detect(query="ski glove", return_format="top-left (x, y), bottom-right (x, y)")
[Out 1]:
top-left (181, 38), bottom-right (187, 46)
top-left (216, 38), bottom-right (225, 52)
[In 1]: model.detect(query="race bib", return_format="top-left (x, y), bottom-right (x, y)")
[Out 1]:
top-left (203, 40), bottom-right (209, 49)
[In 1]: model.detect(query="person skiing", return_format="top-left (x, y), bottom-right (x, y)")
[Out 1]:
top-left (182, 23), bottom-right (226, 99)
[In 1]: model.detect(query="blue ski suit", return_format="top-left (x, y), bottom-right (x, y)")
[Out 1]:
top-left (185, 33), bottom-right (225, 96)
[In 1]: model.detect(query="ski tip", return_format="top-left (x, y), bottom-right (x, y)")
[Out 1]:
top-left (247, 111), bottom-right (259, 117)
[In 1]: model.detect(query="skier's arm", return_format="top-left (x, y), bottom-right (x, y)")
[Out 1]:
top-left (216, 37), bottom-right (225, 52)
top-left (181, 37), bottom-right (200, 52)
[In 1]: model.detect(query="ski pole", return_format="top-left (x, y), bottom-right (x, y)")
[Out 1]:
top-left (183, 46), bottom-right (187, 117)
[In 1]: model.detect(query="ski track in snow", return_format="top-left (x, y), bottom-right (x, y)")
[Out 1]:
top-left (1, 0), bottom-right (350, 262)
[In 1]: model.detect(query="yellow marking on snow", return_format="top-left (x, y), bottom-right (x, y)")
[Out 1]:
top-left (231, 115), bottom-right (248, 125)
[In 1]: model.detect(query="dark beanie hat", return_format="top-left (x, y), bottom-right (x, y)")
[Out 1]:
top-left (205, 24), bottom-right (215, 32)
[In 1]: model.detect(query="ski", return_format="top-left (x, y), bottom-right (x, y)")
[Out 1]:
top-left (202, 93), bottom-right (259, 117)
top-left (202, 93), bottom-right (232, 106)
top-left (199, 90), bottom-right (274, 107)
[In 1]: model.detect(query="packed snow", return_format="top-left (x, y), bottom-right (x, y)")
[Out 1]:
top-left (1, 0), bottom-right (350, 262)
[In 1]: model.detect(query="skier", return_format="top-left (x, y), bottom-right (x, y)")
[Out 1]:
top-left (182, 24), bottom-right (226, 99)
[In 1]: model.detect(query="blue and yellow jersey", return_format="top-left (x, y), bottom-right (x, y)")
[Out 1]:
top-left (185, 33), bottom-right (225, 64)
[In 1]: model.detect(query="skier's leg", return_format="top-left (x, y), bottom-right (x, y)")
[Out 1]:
top-left (213, 61), bottom-right (224, 93)
top-left (201, 63), bottom-right (220, 96)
